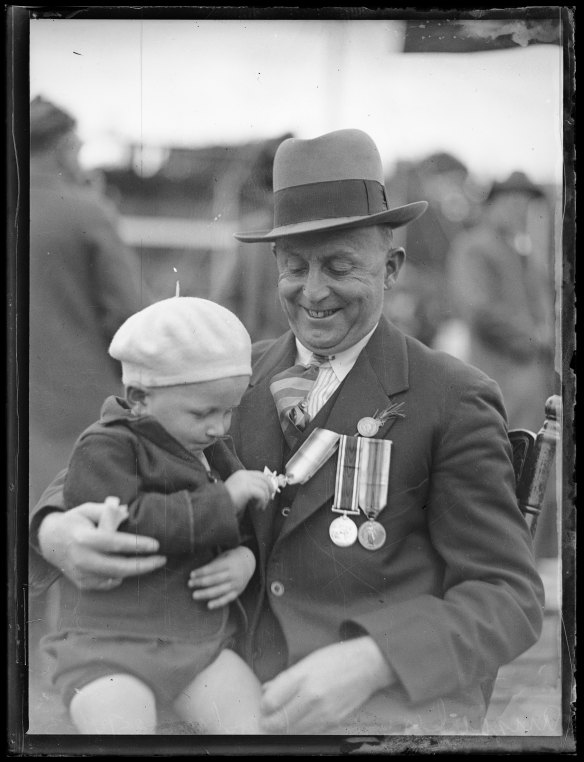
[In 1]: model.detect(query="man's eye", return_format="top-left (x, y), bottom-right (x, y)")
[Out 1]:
top-left (329, 263), bottom-right (352, 275)
top-left (286, 259), bottom-right (307, 274)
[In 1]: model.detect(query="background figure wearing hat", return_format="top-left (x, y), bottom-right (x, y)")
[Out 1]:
top-left (29, 96), bottom-right (148, 509)
top-left (38, 297), bottom-right (273, 734)
top-left (445, 170), bottom-right (557, 557)
top-left (445, 171), bottom-right (556, 431)
top-left (386, 152), bottom-right (479, 348)
top-left (31, 130), bottom-right (543, 735)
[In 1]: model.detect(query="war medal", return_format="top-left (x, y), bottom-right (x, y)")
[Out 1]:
top-left (356, 402), bottom-right (405, 438)
top-left (358, 517), bottom-right (387, 551)
top-left (356, 417), bottom-right (380, 438)
top-left (357, 438), bottom-right (392, 550)
top-left (330, 435), bottom-right (362, 547)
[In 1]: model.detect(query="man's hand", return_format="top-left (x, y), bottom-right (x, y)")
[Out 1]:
top-left (37, 504), bottom-right (166, 591)
top-left (188, 546), bottom-right (256, 609)
top-left (259, 637), bottom-right (396, 734)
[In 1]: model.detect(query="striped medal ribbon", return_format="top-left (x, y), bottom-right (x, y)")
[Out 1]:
top-left (330, 435), bottom-right (362, 547)
top-left (357, 438), bottom-right (392, 550)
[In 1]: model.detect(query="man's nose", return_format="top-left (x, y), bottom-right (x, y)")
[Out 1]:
top-left (302, 266), bottom-right (330, 301)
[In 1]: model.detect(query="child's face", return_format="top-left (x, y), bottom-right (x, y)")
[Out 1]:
top-left (140, 375), bottom-right (250, 454)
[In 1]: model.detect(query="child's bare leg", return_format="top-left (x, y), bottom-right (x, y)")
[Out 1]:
top-left (69, 673), bottom-right (157, 734)
top-left (173, 649), bottom-right (263, 734)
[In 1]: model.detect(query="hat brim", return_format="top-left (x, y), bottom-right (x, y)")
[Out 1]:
top-left (233, 201), bottom-right (428, 243)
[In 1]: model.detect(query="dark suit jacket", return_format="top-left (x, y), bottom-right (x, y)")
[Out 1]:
top-left (229, 317), bottom-right (544, 733)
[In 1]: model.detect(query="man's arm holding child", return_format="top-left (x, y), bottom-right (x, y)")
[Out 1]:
top-left (62, 431), bottom-right (269, 555)
top-left (30, 469), bottom-right (166, 593)
top-left (31, 434), bottom-right (271, 589)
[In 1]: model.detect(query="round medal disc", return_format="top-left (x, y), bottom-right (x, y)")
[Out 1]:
top-left (329, 515), bottom-right (358, 547)
top-left (357, 417), bottom-right (380, 438)
top-left (358, 520), bottom-right (387, 551)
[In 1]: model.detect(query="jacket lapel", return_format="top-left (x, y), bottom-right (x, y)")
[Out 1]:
top-left (278, 319), bottom-right (410, 542)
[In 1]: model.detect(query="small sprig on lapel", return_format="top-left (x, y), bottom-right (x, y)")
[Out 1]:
top-left (356, 400), bottom-right (405, 437)
top-left (374, 400), bottom-right (406, 425)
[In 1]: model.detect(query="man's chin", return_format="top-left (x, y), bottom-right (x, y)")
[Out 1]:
top-left (294, 328), bottom-right (346, 355)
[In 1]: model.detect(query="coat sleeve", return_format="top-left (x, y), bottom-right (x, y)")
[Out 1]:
top-left (63, 431), bottom-right (241, 556)
top-left (343, 374), bottom-right (545, 704)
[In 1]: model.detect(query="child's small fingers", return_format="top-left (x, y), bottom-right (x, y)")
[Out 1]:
top-left (190, 561), bottom-right (226, 576)
top-left (208, 591), bottom-right (237, 609)
top-left (192, 582), bottom-right (232, 600)
top-left (253, 481), bottom-right (271, 501)
top-left (189, 568), bottom-right (228, 581)
top-left (188, 570), bottom-right (230, 587)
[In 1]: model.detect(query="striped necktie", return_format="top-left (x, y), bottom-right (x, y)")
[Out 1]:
top-left (270, 354), bottom-right (327, 446)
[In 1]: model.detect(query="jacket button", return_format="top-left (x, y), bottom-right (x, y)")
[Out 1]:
top-left (281, 506), bottom-right (291, 517)
top-left (270, 581), bottom-right (285, 596)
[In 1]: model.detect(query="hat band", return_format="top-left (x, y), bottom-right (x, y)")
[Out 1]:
top-left (273, 179), bottom-right (388, 227)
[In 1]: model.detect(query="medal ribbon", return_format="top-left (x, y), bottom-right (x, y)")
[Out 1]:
top-left (264, 428), bottom-right (341, 498)
top-left (284, 428), bottom-right (341, 485)
top-left (332, 435), bottom-right (361, 515)
top-left (358, 438), bottom-right (392, 519)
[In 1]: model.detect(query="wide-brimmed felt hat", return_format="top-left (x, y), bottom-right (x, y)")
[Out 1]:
top-left (487, 171), bottom-right (545, 201)
top-left (234, 129), bottom-right (428, 242)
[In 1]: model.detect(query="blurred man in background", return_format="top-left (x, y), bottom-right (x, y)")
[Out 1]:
top-left (445, 171), bottom-right (555, 433)
top-left (29, 96), bottom-right (148, 508)
top-left (386, 152), bottom-right (478, 347)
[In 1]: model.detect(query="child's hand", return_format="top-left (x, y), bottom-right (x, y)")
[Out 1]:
top-left (188, 547), bottom-right (256, 609)
top-left (224, 470), bottom-right (273, 513)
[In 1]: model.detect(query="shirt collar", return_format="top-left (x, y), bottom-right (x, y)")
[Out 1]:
top-left (294, 324), bottom-right (378, 382)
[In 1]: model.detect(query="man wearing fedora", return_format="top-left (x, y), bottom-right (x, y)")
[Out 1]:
top-left (30, 130), bottom-right (544, 735)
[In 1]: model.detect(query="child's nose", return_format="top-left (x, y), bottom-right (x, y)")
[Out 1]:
top-left (207, 417), bottom-right (226, 437)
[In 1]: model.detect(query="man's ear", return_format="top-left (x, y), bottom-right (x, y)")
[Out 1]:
top-left (126, 385), bottom-right (148, 412)
top-left (384, 247), bottom-right (406, 290)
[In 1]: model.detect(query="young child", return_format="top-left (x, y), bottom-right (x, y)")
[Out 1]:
top-left (41, 296), bottom-right (273, 734)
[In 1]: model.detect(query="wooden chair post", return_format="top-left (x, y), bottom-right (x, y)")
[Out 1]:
top-left (515, 395), bottom-right (561, 537)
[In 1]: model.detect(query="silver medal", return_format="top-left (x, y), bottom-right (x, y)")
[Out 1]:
top-left (329, 514), bottom-right (358, 547)
top-left (357, 416), bottom-right (381, 438)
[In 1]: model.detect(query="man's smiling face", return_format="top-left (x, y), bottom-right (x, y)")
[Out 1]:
top-left (274, 225), bottom-right (403, 356)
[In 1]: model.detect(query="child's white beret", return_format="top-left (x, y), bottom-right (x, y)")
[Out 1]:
top-left (109, 297), bottom-right (252, 387)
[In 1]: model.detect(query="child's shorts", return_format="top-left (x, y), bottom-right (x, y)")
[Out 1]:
top-left (41, 627), bottom-right (237, 708)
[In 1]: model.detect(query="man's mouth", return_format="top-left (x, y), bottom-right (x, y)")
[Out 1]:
top-left (303, 307), bottom-right (340, 319)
